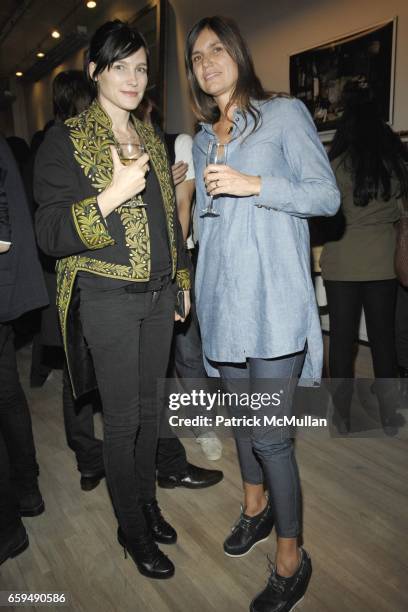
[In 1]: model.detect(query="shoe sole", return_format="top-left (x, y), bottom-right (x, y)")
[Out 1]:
top-left (0, 533), bottom-right (29, 566)
top-left (224, 535), bottom-right (270, 558)
top-left (158, 475), bottom-right (223, 490)
top-left (250, 596), bottom-right (304, 612)
top-left (138, 565), bottom-right (175, 579)
top-left (19, 501), bottom-right (45, 517)
top-left (153, 535), bottom-right (177, 545)
top-left (80, 479), bottom-right (102, 492)
top-left (201, 453), bottom-right (222, 461)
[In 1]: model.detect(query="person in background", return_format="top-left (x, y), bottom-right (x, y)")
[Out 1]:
top-left (139, 96), bottom-right (223, 461)
top-left (0, 135), bottom-right (49, 566)
top-left (320, 82), bottom-right (408, 436)
top-left (186, 16), bottom-right (340, 612)
top-left (6, 136), bottom-right (30, 181)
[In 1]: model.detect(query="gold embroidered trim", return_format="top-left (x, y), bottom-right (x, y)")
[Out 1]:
top-left (66, 110), bottom-right (115, 193)
top-left (176, 268), bottom-right (191, 290)
top-left (132, 118), bottom-right (178, 277)
top-left (119, 206), bottom-right (150, 279)
top-left (72, 197), bottom-right (114, 250)
top-left (66, 101), bottom-right (179, 281)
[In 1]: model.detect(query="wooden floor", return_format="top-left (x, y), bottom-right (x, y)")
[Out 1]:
top-left (1, 341), bottom-right (408, 612)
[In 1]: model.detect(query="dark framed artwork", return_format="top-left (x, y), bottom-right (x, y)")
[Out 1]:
top-left (130, 0), bottom-right (168, 118)
top-left (289, 18), bottom-right (397, 135)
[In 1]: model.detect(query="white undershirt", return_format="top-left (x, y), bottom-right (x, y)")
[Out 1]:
top-left (174, 133), bottom-right (195, 248)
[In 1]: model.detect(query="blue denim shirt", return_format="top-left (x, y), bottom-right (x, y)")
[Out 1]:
top-left (193, 97), bottom-right (340, 384)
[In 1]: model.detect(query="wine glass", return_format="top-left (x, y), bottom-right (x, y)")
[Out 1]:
top-left (117, 141), bottom-right (147, 208)
top-left (201, 140), bottom-right (228, 217)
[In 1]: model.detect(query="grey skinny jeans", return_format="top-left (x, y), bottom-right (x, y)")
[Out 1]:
top-left (218, 351), bottom-right (304, 538)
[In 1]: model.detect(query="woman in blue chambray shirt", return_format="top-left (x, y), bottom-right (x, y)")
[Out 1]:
top-left (185, 16), bottom-right (340, 612)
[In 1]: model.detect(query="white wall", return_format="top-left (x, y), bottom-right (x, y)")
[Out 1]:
top-left (166, 0), bottom-right (408, 134)
top-left (19, 0), bottom-right (408, 137)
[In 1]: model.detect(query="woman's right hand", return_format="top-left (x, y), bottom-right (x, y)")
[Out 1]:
top-left (97, 146), bottom-right (149, 217)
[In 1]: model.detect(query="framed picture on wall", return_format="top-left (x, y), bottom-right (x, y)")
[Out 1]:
top-left (130, 0), bottom-right (168, 118)
top-left (289, 18), bottom-right (397, 137)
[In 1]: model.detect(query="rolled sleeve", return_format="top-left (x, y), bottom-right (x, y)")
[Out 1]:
top-left (253, 99), bottom-right (340, 218)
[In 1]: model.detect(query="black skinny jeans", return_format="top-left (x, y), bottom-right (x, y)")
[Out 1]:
top-left (79, 284), bottom-right (175, 539)
top-left (325, 279), bottom-right (398, 421)
top-left (61, 361), bottom-right (188, 478)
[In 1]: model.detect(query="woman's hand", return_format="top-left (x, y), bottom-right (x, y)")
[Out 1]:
top-left (110, 146), bottom-right (149, 201)
top-left (204, 164), bottom-right (261, 198)
top-left (172, 161), bottom-right (189, 186)
top-left (97, 147), bottom-right (149, 218)
top-left (174, 290), bottom-right (191, 322)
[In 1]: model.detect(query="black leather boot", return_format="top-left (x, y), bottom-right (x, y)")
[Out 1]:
top-left (143, 500), bottom-right (177, 544)
top-left (17, 486), bottom-right (45, 517)
top-left (117, 527), bottom-right (175, 579)
top-left (0, 523), bottom-right (29, 566)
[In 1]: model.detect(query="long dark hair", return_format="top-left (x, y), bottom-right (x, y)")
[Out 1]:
top-left (53, 70), bottom-right (92, 121)
top-left (185, 16), bottom-right (279, 131)
top-left (85, 20), bottom-right (149, 96)
top-left (330, 83), bottom-right (408, 206)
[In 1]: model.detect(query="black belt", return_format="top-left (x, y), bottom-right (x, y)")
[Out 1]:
top-left (124, 273), bottom-right (172, 294)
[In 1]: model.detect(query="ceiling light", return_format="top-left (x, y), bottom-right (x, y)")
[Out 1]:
top-left (51, 30), bottom-right (61, 39)
top-left (86, 1), bottom-right (97, 7)
top-left (36, 51), bottom-right (45, 58)
top-left (16, 71), bottom-right (23, 77)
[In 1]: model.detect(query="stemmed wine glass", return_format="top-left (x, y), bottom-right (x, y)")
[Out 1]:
top-left (117, 141), bottom-right (147, 208)
top-left (201, 140), bottom-right (228, 217)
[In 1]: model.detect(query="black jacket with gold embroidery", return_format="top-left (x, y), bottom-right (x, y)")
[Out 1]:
top-left (34, 100), bottom-right (190, 398)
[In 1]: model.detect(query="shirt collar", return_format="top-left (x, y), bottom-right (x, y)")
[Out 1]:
top-left (199, 101), bottom-right (262, 135)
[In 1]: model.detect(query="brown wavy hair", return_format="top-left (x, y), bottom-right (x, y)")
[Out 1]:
top-left (185, 16), bottom-right (285, 131)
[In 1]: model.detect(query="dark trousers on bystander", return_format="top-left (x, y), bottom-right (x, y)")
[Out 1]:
top-left (0, 323), bottom-right (39, 539)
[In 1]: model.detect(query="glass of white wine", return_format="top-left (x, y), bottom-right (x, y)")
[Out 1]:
top-left (201, 140), bottom-right (228, 217)
top-left (117, 141), bottom-right (147, 207)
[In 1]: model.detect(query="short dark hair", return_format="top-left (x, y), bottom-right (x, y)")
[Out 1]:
top-left (85, 20), bottom-right (149, 94)
top-left (185, 16), bottom-right (277, 129)
top-left (53, 70), bottom-right (92, 121)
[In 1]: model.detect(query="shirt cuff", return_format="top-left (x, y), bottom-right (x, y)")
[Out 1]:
top-left (252, 176), bottom-right (292, 211)
top-left (72, 196), bottom-right (115, 250)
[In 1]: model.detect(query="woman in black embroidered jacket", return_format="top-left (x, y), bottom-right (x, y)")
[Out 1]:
top-left (34, 20), bottom-right (190, 579)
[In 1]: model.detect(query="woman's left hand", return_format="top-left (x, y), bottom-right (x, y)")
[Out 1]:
top-left (174, 290), bottom-right (191, 322)
top-left (204, 164), bottom-right (261, 197)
